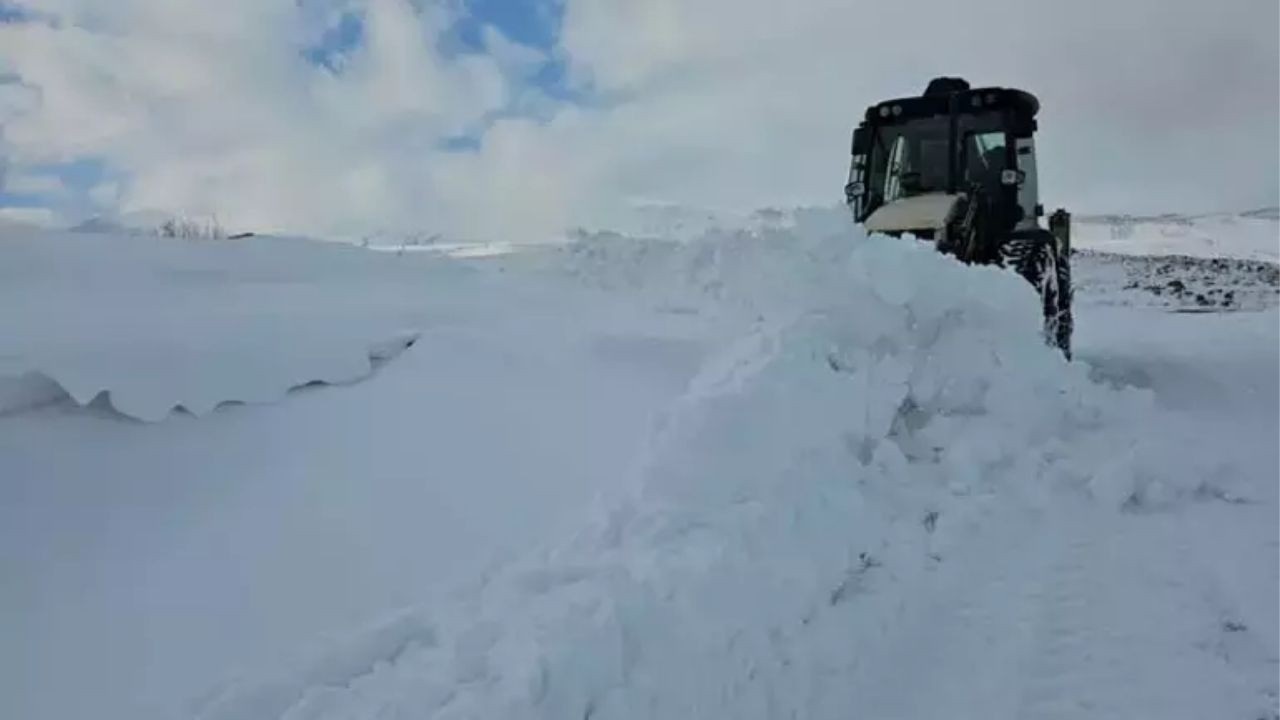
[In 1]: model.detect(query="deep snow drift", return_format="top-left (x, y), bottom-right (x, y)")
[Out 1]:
top-left (1, 212), bottom-right (1276, 720)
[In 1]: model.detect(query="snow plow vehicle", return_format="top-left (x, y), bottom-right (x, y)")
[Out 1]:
top-left (845, 77), bottom-right (1073, 357)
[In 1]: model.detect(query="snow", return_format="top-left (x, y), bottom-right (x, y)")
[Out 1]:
top-left (0, 225), bottom-right (719, 720)
top-left (1073, 209), bottom-right (1280, 262)
top-left (1, 211), bottom-right (1276, 720)
top-left (1073, 251), bottom-right (1278, 312)
top-left (0, 230), bottom-right (438, 421)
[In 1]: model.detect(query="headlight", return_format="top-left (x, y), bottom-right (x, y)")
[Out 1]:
top-left (892, 105), bottom-right (903, 116)
top-left (879, 106), bottom-right (891, 118)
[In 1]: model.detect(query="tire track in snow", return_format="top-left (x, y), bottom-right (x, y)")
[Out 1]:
top-left (1015, 501), bottom-right (1276, 720)
top-left (1015, 507), bottom-right (1122, 719)
top-left (843, 493), bottom-right (1269, 720)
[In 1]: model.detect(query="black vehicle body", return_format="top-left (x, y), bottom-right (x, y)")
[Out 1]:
top-left (844, 77), bottom-right (1073, 357)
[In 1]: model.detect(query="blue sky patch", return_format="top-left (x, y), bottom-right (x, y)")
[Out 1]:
top-left (439, 134), bottom-right (481, 152)
top-left (451, 0), bottom-right (562, 52)
top-left (299, 1), bottom-right (577, 101)
top-left (441, 0), bottom-right (576, 101)
top-left (0, 1), bottom-right (39, 24)
top-left (302, 10), bottom-right (365, 73)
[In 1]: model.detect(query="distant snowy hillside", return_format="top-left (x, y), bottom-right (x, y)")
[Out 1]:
top-left (0, 229), bottom-right (438, 420)
top-left (587, 204), bottom-right (1280, 262)
top-left (1072, 208), bottom-right (1279, 261)
top-left (1, 211), bottom-right (1276, 720)
top-left (597, 204), bottom-right (1280, 263)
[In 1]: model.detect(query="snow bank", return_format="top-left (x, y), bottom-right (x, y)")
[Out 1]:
top-left (0, 229), bottom-right (447, 421)
top-left (195, 215), bottom-right (1235, 720)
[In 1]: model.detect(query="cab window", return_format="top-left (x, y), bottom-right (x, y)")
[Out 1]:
top-left (879, 117), bottom-right (951, 203)
top-left (964, 131), bottom-right (1006, 188)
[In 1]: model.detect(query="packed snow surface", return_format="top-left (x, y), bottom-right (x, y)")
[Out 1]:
top-left (1, 209), bottom-right (1276, 720)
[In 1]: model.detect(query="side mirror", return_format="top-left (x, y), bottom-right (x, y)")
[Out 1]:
top-left (844, 181), bottom-right (865, 202)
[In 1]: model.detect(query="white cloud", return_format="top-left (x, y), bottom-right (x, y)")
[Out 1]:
top-left (88, 179), bottom-right (120, 208)
top-left (552, 0), bottom-right (1279, 218)
top-left (0, 205), bottom-right (56, 226)
top-left (0, 0), bottom-right (532, 237)
top-left (0, 0), bottom-right (1275, 240)
top-left (481, 24), bottom-right (547, 78)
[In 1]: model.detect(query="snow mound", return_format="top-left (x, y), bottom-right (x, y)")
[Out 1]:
top-left (0, 228), bottom-right (447, 421)
top-left (195, 218), bottom-right (1234, 719)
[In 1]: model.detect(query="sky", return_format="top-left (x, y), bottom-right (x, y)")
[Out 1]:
top-left (0, 0), bottom-right (1276, 240)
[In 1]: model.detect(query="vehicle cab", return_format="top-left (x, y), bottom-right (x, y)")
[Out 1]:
top-left (845, 77), bottom-right (1042, 238)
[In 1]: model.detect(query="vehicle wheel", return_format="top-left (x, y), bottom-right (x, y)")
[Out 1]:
top-left (1002, 232), bottom-right (1073, 359)
top-left (1051, 251), bottom-right (1073, 359)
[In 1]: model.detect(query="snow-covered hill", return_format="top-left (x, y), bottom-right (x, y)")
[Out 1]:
top-left (1, 212), bottom-right (1276, 720)
top-left (590, 204), bottom-right (1280, 263)
top-left (1072, 208), bottom-right (1279, 262)
top-left (0, 230), bottom-right (435, 420)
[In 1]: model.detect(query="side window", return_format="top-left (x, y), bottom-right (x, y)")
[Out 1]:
top-left (965, 132), bottom-right (1006, 186)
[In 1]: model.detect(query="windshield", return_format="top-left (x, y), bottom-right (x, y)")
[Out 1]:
top-left (864, 111), bottom-right (1010, 210)
top-left (868, 116), bottom-right (950, 205)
